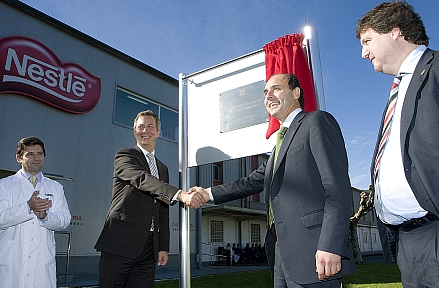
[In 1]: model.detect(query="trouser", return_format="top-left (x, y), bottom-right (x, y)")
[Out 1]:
top-left (98, 232), bottom-right (156, 288)
top-left (397, 220), bottom-right (439, 288)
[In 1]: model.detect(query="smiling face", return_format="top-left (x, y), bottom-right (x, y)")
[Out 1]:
top-left (134, 115), bottom-right (161, 152)
top-left (360, 28), bottom-right (403, 76)
top-left (263, 74), bottom-right (301, 123)
top-left (17, 145), bottom-right (45, 175)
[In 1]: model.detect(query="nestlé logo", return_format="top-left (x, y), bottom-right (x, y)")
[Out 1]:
top-left (0, 36), bottom-right (101, 113)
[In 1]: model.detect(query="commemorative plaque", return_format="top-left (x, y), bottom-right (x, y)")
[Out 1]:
top-left (219, 80), bottom-right (267, 133)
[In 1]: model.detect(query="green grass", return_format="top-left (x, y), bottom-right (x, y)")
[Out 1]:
top-left (77, 262), bottom-right (402, 288)
top-left (343, 262), bottom-right (401, 288)
top-left (154, 262), bottom-right (402, 288)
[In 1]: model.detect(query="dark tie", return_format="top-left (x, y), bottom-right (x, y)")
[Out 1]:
top-left (29, 175), bottom-right (37, 188)
top-left (373, 74), bottom-right (404, 213)
top-left (269, 126), bottom-right (288, 227)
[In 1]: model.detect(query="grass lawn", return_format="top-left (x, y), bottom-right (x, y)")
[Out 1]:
top-left (154, 262), bottom-right (401, 288)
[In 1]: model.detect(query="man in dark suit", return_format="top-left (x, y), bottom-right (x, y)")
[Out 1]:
top-left (356, 2), bottom-right (439, 287)
top-left (193, 74), bottom-right (355, 287)
top-left (95, 110), bottom-right (204, 288)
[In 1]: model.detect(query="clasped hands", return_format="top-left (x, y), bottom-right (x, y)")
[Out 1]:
top-left (177, 186), bottom-right (210, 209)
top-left (27, 190), bottom-right (52, 219)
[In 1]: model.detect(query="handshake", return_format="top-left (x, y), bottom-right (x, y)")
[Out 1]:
top-left (177, 186), bottom-right (210, 209)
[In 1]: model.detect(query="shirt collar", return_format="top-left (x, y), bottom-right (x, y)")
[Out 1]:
top-left (280, 108), bottom-right (302, 129)
top-left (137, 143), bottom-right (155, 157)
top-left (20, 169), bottom-right (42, 183)
top-left (399, 45), bottom-right (427, 75)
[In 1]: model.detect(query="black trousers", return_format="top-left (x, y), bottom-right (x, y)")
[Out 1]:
top-left (98, 233), bottom-right (156, 288)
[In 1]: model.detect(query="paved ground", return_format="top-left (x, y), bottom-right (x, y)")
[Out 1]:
top-left (56, 254), bottom-right (385, 288)
top-left (56, 255), bottom-right (270, 288)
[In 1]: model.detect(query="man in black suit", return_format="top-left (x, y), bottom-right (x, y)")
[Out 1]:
top-left (193, 74), bottom-right (355, 287)
top-left (357, 2), bottom-right (439, 287)
top-left (95, 110), bottom-right (204, 288)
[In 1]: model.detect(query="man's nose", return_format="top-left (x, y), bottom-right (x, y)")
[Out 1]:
top-left (361, 47), bottom-right (369, 59)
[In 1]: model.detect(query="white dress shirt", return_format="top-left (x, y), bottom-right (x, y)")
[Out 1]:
top-left (377, 45), bottom-right (428, 225)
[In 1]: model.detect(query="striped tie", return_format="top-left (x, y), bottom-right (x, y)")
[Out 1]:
top-left (373, 74), bottom-right (404, 212)
top-left (146, 153), bottom-right (158, 232)
top-left (146, 153), bottom-right (159, 178)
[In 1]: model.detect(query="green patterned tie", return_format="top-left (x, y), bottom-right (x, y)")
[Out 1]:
top-left (29, 175), bottom-right (37, 188)
top-left (269, 126), bottom-right (288, 227)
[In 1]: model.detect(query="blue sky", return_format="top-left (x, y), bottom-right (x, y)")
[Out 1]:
top-left (20, 0), bottom-right (439, 190)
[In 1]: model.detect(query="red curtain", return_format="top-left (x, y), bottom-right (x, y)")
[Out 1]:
top-left (263, 34), bottom-right (317, 139)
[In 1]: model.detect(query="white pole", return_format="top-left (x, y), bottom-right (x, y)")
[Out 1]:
top-left (178, 73), bottom-right (191, 288)
top-left (303, 26), bottom-right (326, 110)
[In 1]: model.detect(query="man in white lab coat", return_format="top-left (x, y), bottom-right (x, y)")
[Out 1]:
top-left (0, 136), bottom-right (71, 288)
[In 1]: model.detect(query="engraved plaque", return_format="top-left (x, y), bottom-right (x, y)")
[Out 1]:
top-left (219, 80), bottom-right (267, 133)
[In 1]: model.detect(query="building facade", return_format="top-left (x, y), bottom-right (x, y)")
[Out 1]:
top-left (0, 0), bottom-right (188, 266)
top-left (0, 1), bottom-right (381, 275)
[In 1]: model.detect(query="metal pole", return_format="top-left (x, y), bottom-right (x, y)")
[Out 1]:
top-left (303, 26), bottom-right (326, 110)
top-left (178, 73), bottom-right (191, 288)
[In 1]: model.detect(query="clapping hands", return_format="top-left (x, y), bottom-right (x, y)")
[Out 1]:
top-left (27, 190), bottom-right (52, 219)
top-left (177, 186), bottom-right (210, 209)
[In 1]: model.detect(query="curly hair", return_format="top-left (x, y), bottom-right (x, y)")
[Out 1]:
top-left (356, 1), bottom-right (429, 46)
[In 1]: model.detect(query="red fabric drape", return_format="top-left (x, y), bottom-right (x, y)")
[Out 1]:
top-left (263, 34), bottom-right (317, 139)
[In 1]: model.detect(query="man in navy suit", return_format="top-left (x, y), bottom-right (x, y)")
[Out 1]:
top-left (357, 2), bottom-right (439, 287)
top-left (95, 110), bottom-right (205, 288)
top-left (193, 74), bottom-right (355, 287)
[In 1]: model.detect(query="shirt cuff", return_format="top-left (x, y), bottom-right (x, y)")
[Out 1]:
top-left (207, 187), bottom-right (214, 201)
top-left (172, 190), bottom-right (182, 202)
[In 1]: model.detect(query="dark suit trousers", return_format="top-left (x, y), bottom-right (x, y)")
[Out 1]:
top-left (98, 232), bottom-right (156, 288)
top-left (272, 225), bottom-right (341, 288)
top-left (397, 220), bottom-right (439, 287)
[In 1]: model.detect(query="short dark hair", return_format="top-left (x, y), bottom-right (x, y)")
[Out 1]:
top-left (133, 110), bottom-right (161, 131)
top-left (16, 136), bottom-right (46, 158)
top-left (356, 1), bottom-right (429, 46)
top-left (282, 74), bottom-right (304, 108)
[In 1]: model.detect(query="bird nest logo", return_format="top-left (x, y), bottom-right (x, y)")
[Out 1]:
top-left (0, 36), bottom-right (101, 113)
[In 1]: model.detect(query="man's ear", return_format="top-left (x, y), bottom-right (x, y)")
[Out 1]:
top-left (293, 87), bottom-right (301, 100)
top-left (391, 27), bottom-right (402, 39)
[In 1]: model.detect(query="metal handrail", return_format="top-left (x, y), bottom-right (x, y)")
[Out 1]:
top-left (55, 231), bottom-right (72, 280)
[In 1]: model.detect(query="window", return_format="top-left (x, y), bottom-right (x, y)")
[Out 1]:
top-left (362, 231), bottom-right (368, 243)
top-left (250, 223), bottom-right (261, 243)
top-left (213, 162), bottom-right (223, 186)
top-left (114, 87), bottom-right (178, 142)
top-left (210, 220), bottom-right (224, 243)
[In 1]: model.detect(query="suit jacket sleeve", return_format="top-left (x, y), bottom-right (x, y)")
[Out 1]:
top-left (114, 148), bottom-right (179, 205)
top-left (310, 111), bottom-right (352, 256)
top-left (211, 163), bottom-right (266, 204)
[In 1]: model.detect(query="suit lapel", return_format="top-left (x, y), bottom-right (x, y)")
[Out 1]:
top-left (272, 111), bottom-right (306, 175)
top-left (371, 49), bottom-right (434, 176)
top-left (133, 146), bottom-right (150, 173)
top-left (400, 49), bottom-right (434, 144)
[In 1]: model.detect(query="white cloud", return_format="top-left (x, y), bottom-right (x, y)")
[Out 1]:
top-left (345, 130), bottom-right (376, 190)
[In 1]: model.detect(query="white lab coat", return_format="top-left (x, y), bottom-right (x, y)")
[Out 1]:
top-left (0, 171), bottom-right (71, 288)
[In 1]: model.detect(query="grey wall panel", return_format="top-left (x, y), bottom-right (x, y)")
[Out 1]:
top-left (0, 1), bottom-right (179, 256)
